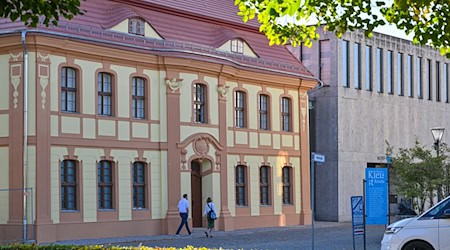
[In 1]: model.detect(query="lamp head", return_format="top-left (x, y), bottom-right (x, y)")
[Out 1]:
top-left (431, 127), bottom-right (445, 144)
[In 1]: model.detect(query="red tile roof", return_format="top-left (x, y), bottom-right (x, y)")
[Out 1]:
top-left (0, 0), bottom-right (313, 78)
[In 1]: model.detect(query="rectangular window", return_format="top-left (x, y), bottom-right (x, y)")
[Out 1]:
top-left (128, 18), bottom-right (144, 36)
top-left (260, 166), bottom-right (270, 205)
top-left (281, 97), bottom-right (291, 132)
top-left (61, 67), bottom-right (77, 112)
top-left (342, 40), bottom-right (349, 87)
top-left (132, 77), bottom-right (145, 119)
top-left (354, 43), bottom-right (361, 89)
top-left (98, 73), bottom-right (113, 116)
top-left (365, 45), bottom-right (372, 91)
top-left (235, 91), bottom-right (246, 128)
top-left (98, 161), bottom-right (113, 209)
top-left (407, 55), bottom-right (413, 97)
top-left (417, 57), bottom-right (422, 99)
top-left (231, 39), bottom-right (244, 54)
top-left (428, 59), bottom-right (432, 100)
top-left (132, 162), bottom-right (146, 208)
top-left (436, 61), bottom-right (441, 102)
top-left (194, 84), bottom-right (206, 123)
top-left (445, 63), bottom-right (449, 103)
top-left (259, 94), bottom-right (269, 130)
top-left (61, 160), bottom-right (77, 210)
top-left (376, 48), bottom-right (383, 93)
top-left (235, 165), bottom-right (246, 206)
top-left (398, 52), bottom-right (403, 96)
top-left (282, 167), bottom-right (292, 204)
top-left (387, 50), bottom-right (393, 94)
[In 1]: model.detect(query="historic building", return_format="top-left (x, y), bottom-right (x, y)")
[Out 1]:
top-left (0, 0), bottom-right (317, 243)
top-left (290, 29), bottom-right (450, 222)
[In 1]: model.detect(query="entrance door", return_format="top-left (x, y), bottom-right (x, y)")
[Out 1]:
top-left (191, 160), bottom-right (202, 227)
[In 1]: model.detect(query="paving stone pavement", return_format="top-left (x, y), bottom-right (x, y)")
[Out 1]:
top-left (52, 221), bottom-right (386, 250)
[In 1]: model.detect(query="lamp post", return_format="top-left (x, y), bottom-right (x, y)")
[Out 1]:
top-left (431, 127), bottom-right (445, 201)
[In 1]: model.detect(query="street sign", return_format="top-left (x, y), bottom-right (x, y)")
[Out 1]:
top-left (312, 153), bottom-right (325, 163)
top-left (351, 196), bottom-right (364, 236)
top-left (365, 168), bottom-right (388, 225)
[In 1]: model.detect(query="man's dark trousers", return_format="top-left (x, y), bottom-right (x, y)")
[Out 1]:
top-left (176, 212), bottom-right (191, 235)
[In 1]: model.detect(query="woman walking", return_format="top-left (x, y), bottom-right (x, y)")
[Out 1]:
top-left (204, 197), bottom-right (217, 237)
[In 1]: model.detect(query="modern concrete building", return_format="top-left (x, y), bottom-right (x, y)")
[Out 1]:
top-left (0, 0), bottom-right (317, 243)
top-left (289, 29), bottom-right (450, 222)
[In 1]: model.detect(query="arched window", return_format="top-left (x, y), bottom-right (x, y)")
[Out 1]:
top-left (281, 97), bottom-right (291, 131)
top-left (132, 77), bottom-right (146, 119)
top-left (98, 72), bottom-right (113, 116)
top-left (235, 91), bottom-right (246, 128)
top-left (98, 161), bottom-right (114, 209)
top-left (129, 18), bottom-right (145, 36)
top-left (132, 162), bottom-right (146, 208)
top-left (259, 94), bottom-right (270, 130)
top-left (61, 67), bottom-right (77, 112)
top-left (282, 166), bottom-right (292, 204)
top-left (61, 160), bottom-right (77, 210)
top-left (193, 83), bottom-right (207, 123)
top-left (235, 165), bottom-right (247, 206)
top-left (260, 166), bottom-right (270, 205)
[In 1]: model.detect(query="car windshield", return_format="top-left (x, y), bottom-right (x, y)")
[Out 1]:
top-left (420, 196), bottom-right (450, 219)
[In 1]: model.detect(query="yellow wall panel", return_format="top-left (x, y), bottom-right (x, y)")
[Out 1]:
top-left (50, 147), bottom-right (69, 223)
top-left (204, 76), bottom-right (219, 125)
top-left (294, 136), bottom-right (300, 151)
top-left (267, 87), bottom-right (283, 131)
top-left (227, 155), bottom-right (240, 216)
top-left (281, 135), bottom-right (293, 148)
top-left (51, 115), bottom-right (59, 137)
top-left (0, 147), bottom-right (9, 223)
top-left (26, 146), bottom-right (36, 224)
top-left (227, 131), bottom-right (234, 147)
top-left (271, 156), bottom-right (283, 215)
top-left (98, 119), bottom-right (115, 136)
top-left (145, 150), bottom-right (165, 219)
top-left (180, 126), bottom-right (219, 143)
top-left (291, 157), bottom-right (301, 213)
top-left (83, 118), bottom-right (96, 139)
top-left (49, 55), bottom-right (66, 112)
top-left (180, 172), bottom-right (191, 217)
top-left (75, 59), bottom-right (102, 115)
top-left (75, 148), bottom-right (105, 222)
top-left (0, 55), bottom-right (9, 110)
top-left (273, 134), bottom-right (281, 149)
top-left (243, 84), bottom-right (260, 130)
top-left (0, 115), bottom-right (9, 137)
top-left (145, 69), bottom-right (162, 122)
top-left (249, 132), bottom-right (258, 148)
top-left (132, 122), bottom-right (148, 139)
top-left (246, 155), bottom-right (264, 216)
top-left (27, 52), bottom-right (36, 136)
top-left (150, 124), bottom-right (160, 142)
top-left (110, 65), bottom-right (135, 118)
top-left (288, 90), bottom-right (300, 133)
top-left (110, 151), bottom-right (136, 221)
top-left (118, 121), bottom-right (130, 141)
top-left (61, 116), bottom-right (81, 134)
top-left (259, 133), bottom-right (271, 146)
top-left (235, 131), bottom-right (248, 145)
top-left (179, 73), bottom-right (197, 123)
top-left (225, 81), bottom-right (238, 128)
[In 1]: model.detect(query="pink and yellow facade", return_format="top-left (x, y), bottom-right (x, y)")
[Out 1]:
top-left (0, 0), bottom-right (316, 243)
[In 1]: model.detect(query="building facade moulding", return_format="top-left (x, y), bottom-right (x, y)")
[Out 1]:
top-left (177, 133), bottom-right (224, 171)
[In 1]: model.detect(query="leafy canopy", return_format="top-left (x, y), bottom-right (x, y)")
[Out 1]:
top-left (0, 0), bottom-right (83, 27)
top-left (235, 0), bottom-right (450, 56)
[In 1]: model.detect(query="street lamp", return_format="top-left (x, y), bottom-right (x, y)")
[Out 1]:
top-left (431, 127), bottom-right (445, 201)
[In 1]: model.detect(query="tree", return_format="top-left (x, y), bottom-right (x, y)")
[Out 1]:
top-left (388, 140), bottom-right (448, 214)
top-left (235, 0), bottom-right (450, 57)
top-left (0, 0), bottom-right (83, 27)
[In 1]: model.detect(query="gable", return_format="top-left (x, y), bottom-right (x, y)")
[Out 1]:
top-left (217, 39), bottom-right (258, 58)
top-left (108, 18), bottom-right (163, 40)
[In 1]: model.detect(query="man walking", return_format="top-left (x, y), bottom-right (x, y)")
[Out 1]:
top-left (175, 193), bottom-right (192, 236)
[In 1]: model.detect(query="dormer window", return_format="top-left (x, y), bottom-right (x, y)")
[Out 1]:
top-left (129, 18), bottom-right (145, 36)
top-left (231, 39), bottom-right (244, 54)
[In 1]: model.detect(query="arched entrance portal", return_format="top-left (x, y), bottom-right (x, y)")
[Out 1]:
top-left (191, 160), bottom-right (202, 227)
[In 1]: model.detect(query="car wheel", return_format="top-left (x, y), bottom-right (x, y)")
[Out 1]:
top-left (402, 241), bottom-right (434, 250)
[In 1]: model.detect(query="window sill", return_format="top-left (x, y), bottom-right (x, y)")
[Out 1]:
top-left (132, 207), bottom-right (149, 211)
top-left (61, 209), bottom-right (80, 213)
top-left (98, 209), bottom-right (116, 212)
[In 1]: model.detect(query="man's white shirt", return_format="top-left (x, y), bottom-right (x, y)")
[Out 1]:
top-left (178, 198), bottom-right (189, 213)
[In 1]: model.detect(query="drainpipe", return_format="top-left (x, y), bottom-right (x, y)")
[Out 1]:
top-left (21, 30), bottom-right (29, 243)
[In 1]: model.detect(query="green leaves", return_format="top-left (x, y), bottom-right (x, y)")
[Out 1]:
top-left (234, 0), bottom-right (450, 57)
top-left (0, 0), bottom-right (84, 27)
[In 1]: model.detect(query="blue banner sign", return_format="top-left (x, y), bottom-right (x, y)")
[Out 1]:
top-left (365, 168), bottom-right (388, 225)
top-left (351, 196), bottom-right (364, 236)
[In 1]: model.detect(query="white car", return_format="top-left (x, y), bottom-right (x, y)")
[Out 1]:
top-left (381, 195), bottom-right (450, 250)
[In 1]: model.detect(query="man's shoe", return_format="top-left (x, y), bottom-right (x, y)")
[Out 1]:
top-left (175, 234), bottom-right (180, 237)
top-left (188, 233), bottom-right (192, 236)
